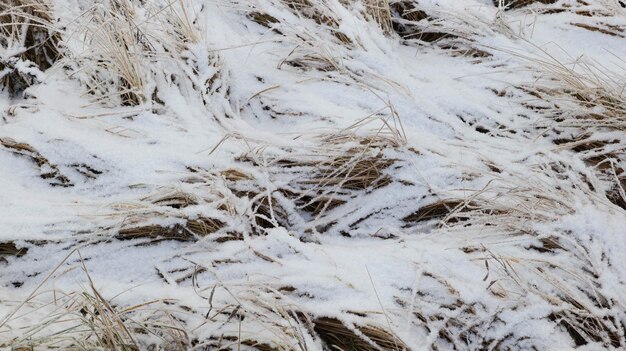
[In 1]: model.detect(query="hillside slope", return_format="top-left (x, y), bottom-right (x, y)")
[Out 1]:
top-left (1, 0), bottom-right (626, 349)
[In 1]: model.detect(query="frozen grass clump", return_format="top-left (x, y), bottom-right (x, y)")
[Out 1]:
top-left (433, 162), bottom-right (626, 349)
top-left (0, 0), bottom-right (60, 97)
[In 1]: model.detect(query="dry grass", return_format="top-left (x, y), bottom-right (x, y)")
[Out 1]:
top-left (524, 56), bottom-right (626, 131)
top-left (248, 11), bottom-right (281, 29)
top-left (0, 0), bottom-right (60, 97)
top-left (279, 32), bottom-right (343, 72)
top-left (2, 0), bottom-right (626, 349)
top-left (212, 165), bottom-right (293, 234)
top-left (402, 199), bottom-right (466, 225)
top-left (244, 0), bottom-right (353, 73)
top-left (4, 275), bottom-right (411, 350)
top-left (408, 23), bottom-right (626, 349)
top-left (289, 135), bottom-right (396, 217)
top-left (429, 165), bottom-right (626, 348)
top-left (186, 280), bottom-right (408, 351)
top-left (196, 113), bottom-right (406, 235)
top-left (75, 1), bottom-right (148, 106)
top-left (116, 220), bottom-right (222, 242)
top-left (438, 164), bottom-right (583, 232)
top-left (571, 22), bottom-right (625, 37)
top-left (114, 186), bottom-right (229, 244)
top-left (494, 0), bottom-right (558, 10)
top-left (4, 285), bottom-right (189, 350)
top-left (312, 316), bottom-right (407, 351)
top-left (0, 242), bottom-right (28, 257)
top-left (282, 0), bottom-right (340, 27)
top-left (302, 138), bottom-right (396, 188)
top-left (394, 270), bottom-right (515, 350)
top-left (0, 137), bottom-right (72, 186)
top-left (290, 118), bottom-right (406, 216)
top-left (508, 47), bottom-right (626, 209)
top-left (387, 0), bottom-right (494, 62)
top-left (224, 117), bottom-right (404, 235)
top-left (160, 0), bottom-right (201, 45)
top-left (389, 0), bottom-right (452, 43)
top-left (0, 242), bottom-right (28, 265)
top-left (63, 0), bottom-right (220, 108)
top-left (364, 0), bottom-right (393, 34)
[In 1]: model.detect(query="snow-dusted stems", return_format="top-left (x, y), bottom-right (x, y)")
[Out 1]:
top-left (432, 165), bottom-right (626, 348)
top-left (388, 0), bottom-right (504, 42)
top-left (68, 0), bottom-right (220, 109)
top-left (77, 2), bottom-right (148, 106)
top-left (3, 251), bottom-right (189, 350)
top-left (240, 116), bottom-right (405, 234)
top-left (363, 0), bottom-right (393, 33)
top-left (439, 168), bottom-right (579, 230)
top-left (0, 0), bottom-right (60, 97)
top-left (163, 0), bottom-right (201, 45)
top-left (0, 0), bottom-right (59, 63)
top-left (10, 290), bottom-right (190, 350)
top-left (496, 43), bottom-right (626, 208)
top-left (179, 280), bottom-right (408, 350)
top-left (143, 0), bottom-right (203, 48)
top-left (106, 175), bottom-right (236, 243)
top-left (526, 53), bottom-right (626, 131)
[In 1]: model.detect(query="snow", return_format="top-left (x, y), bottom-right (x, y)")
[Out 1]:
top-left (1, 0), bottom-right (626, 349)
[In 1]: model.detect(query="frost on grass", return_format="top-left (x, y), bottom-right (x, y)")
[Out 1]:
top-left (0, 0), bottom-right (60, 97)
top-left (1, 0), bottom-right (626, 350)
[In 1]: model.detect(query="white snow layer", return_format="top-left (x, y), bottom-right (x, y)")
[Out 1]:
top-left (1, 0), bottom-right (626, 350)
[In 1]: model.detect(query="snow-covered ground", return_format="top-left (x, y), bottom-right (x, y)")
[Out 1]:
top-left (1, 0), bottom-right (626, 349)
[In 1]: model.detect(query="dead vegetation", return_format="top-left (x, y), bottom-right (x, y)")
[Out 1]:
top-left (206, 312), bottom-right (408, 351)
top-left (2, 0), bottom-right (626, 349)
top-left (395, 271), bottom-right (506, 350)
top-left (403, 161), bottom-right (579, 230)
top-left (283, 0), bottom-right (339, 27)
top-left (387, 0), bottom-right (493, 62)
top-left (288, 135), bottom-right (396, 214)
top-left (312, 316), bottom-right (408, 350)
top-left (115, 187), bottom-right (229, 244)
top-left (571, 22), bottom-right (625, 37)
top-left (74, 2), bottom-right (149, 106)
top-left (389, 0), bottom-right (452, 43)
top-left (364, 0), bottom-right (393, 34)
top-left (221, 122), bottom-right (404, 236)
top-left (0, 242), bottom-right (28, 264)
top-left (494, 0), bottom-right (558, 10)
top-left (0, 137), bottom-right (72, 186)
top-left (402, 199), bottom-right (465, 225)
top-left (0, 0), bottom-right (60, 97)
top-left (513, 49), bottom-right (626, 209)
top-left (248, 11), bottom-right (281, 29)
top-left (3, 267), bottom-right (190, 350)
top-left (0, 242), bottom-right (27, 257)
top-left (182, 280), bottom-right (410, 351)
top-left (64, 0), bottom-right (219, 109)
top-left (116, 219), bottom-right (225, 242)
top-left (425, 166), bottom-right (626, 349)
top-left (177, 114), bottom-right (405, 236)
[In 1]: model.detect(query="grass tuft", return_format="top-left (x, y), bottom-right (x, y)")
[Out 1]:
top-left (0, 0), bottom-right (60, 97)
